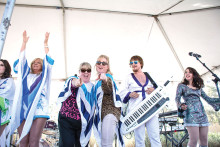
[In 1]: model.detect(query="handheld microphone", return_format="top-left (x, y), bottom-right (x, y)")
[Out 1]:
top-left (189, 52), bottom-right (201, 58)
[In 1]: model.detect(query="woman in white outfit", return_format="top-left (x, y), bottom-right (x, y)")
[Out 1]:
top-left (0, 59), bottom-right (15, 136)
top-left (10, 31), bottom-right (54, 147)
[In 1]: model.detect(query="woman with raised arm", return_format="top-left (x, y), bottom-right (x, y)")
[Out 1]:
top-left (57, 62), bottom-right (95, 147)
top-left (175, 67), bottom-right (220, 147)
top-left (9, 31), bottom-right (54, 147)
top-left (0, 59), bottom-right (15, 137)
top-left (93, 55), bottom-right (124, 147)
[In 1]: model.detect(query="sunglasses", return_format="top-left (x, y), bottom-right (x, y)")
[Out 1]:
top-left (96, 61), bottom-right (108, 66)
top-left (80, 68), bottom-right (91, 73)
top-left (130, 61), bottom-right (139, 65)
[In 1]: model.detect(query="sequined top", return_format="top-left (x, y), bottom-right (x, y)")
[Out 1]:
top-left (60, 85), bottom-right (81, 120)
top-left (101, 78), bottom-right (121, 121)
top-left (175, 84), bottom-right (220, 127)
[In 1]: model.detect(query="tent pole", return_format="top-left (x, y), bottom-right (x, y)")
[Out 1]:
top-left (0, 0), bottom-right (16, 58)
top-left (59, 0), bottom-right (68, 78)
top-left (0, 2), bottom-right (153, 17)
top-left (154, 16), bottom-right (184, 72)
top-left (158, 0), bottom-right (183, 15)
top-left (160, 6), bottom-right (220, 16)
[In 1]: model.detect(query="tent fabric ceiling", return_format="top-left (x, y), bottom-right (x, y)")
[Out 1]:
top-left (0, 0), bottom-right (220, 82)
top-left (1, 0), bottom-right (220, 15)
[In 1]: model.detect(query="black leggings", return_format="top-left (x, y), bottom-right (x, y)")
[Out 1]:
top-left (58, 113), bottom-right (82, 147)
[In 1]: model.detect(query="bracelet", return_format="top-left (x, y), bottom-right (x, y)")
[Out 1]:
top-left (44, 46), bottom-right (49, 48)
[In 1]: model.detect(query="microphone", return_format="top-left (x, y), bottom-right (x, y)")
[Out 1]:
top-left (189, 52), bottom-right (201, 58)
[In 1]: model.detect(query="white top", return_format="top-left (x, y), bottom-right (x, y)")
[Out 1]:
top-left (27, 73), bottom-right (41, 90)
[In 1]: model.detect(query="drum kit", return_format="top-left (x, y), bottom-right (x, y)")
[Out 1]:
top-left (10, 120), bottom-right (59, 147)
top-left (41, 120), bottom-right (59, 147)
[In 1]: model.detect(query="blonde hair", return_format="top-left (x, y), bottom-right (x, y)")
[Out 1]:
top-left (79, 62), bottom-right (92, 71)
top-left (96, 55), bottom-right (113, 75)
top-left (30, 58), bottom-right (43, 73)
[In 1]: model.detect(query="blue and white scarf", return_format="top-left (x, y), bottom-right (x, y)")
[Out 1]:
top-left (58, 76), bottom-right (95, 147)
top-left (0, 78), bottom-right (15, 125)
top-left (0, 78), bottom-right (15, 146)
top-left (8, 51), bottom-right (54, 145)
top-left (93, 73), bottom-right (124, 147)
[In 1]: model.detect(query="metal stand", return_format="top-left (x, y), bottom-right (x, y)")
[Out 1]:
top-left (169, 122), bottom-right (175, 147)
top-left (194, 56), bottom-right (220, 98)
top-left (0, 0), bottom-right (16, 58)
top-left (161, 128), bottom-right (189, 147)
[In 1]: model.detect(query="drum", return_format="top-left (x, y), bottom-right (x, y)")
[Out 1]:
top-left (42, 120), bottom-right (59, 146)
top-left (42, 130), bottom-right (56, 135)
top-left (44, 120), bottom-right (57, 130)
top-left (39, 139), bottom-right (50, 147)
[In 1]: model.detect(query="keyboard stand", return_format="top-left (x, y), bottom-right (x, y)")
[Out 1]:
top-left (161, 128), bottom-right (189, 147)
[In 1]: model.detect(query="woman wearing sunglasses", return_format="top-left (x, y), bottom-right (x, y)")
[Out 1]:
top-left (93, 55), bottom-right (124, 147)
top-left (58, 62), bottom-right (95, 147)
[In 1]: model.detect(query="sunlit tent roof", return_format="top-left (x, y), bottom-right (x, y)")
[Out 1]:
top-left (1, 0), bottom-right (220, 83)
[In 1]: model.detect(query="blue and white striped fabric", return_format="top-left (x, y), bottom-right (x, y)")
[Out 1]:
top-left (8, 51), bottom-right (54, 145)
top-left (58, 76), bottom-right (95, 147)
top-left (0, 78), bottom-right (15, 146)
top-left (0, 78), bottom-right (15, 126)
top-left (93, 73), bottom-right (124, 147)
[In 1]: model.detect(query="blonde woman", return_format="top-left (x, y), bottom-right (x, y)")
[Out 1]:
top-left (9, 31), bottom-right (54, 147)
top-left (93, 55), bottom-right (124, 147)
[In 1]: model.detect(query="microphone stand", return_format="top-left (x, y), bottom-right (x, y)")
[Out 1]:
top-left (195, 56), bottom-right (220, 98)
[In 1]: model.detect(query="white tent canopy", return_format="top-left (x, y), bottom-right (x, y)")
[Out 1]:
top-left (1, 0), bottom-right (220, 83)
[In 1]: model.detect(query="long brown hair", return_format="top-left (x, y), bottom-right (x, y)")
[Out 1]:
top-left (181, 67), bottom-right (204, 89)
top-left (0, 59), bottom-right (11, 79)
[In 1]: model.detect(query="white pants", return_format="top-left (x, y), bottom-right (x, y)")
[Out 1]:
top-left (134, 115), bottom-right (162, 147)
top-left (101, 114), bottom-right (118, 147)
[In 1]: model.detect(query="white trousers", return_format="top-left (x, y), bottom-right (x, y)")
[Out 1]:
top-left (134, 115), bottom-right (162, 147)
top-left (101, 114), bottom-right (118, 147)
